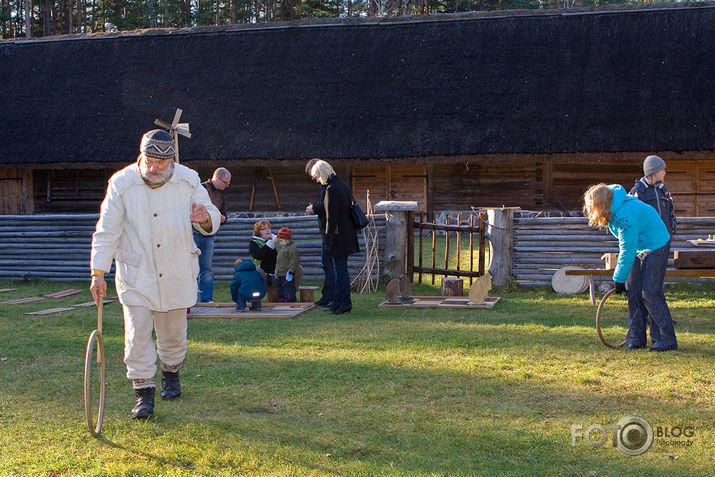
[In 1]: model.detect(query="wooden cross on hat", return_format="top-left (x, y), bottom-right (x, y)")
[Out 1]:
top-left (154, 108), bottom-right (191, 163)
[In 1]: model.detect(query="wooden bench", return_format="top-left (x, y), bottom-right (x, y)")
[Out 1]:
top-left (565, 268), bottom-right (715, 305)
top-left (297, 286), bottom-right (320, 303)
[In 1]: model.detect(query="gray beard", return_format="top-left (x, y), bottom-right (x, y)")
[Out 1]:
top-left (139, 157), bottom-right (175, 186)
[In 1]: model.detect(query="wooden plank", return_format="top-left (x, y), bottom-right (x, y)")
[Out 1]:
top-left (379, 296), bottom-right (500, 309)
top-left (0, 288), bottom-right (17, 293)
top-left (2, 296), bottom-right (45, 304)
top-left (565, 269), bottom-right (715, 278)
top-left (188, 302), bottom-right (314, 319)
top-left (44, 289), bottom-right (83, 298)
top-left (24, 307), bottom-right (76, 316)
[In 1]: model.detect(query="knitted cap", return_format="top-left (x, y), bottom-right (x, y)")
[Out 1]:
top-left (277, 227), bottom-right (292, 240)
top-left (140, 129), bottom-right (176, 160)
top-left (643, 155), bottom-right (666, 176)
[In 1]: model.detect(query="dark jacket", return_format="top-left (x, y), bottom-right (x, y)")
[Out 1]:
top-left (201, 180), bottom-right (227, 235)
top-left (230, 260), bottom-right (267, 302)
top-left (248, 237), bottom-right (277, 274)
top-left (629, 177), bottom-right (676, 236)
top-left (323, 173), bottom-right (359, 258)
top-left (311, 183), bottom-right (328, 234)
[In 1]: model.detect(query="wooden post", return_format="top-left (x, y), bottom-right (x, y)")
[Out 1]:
top-left (418, 212), bottom-right (424, 284)
top-left (431, 214), bottom-right (436, 285)
top-left (478, 211), bottom-right (486, 276)
top-left (406, 210), bottom-right (415, 279)
top-left (486, 207), bottom-right (518, 287)
top-left (374, 201), bottom-right (419, 279)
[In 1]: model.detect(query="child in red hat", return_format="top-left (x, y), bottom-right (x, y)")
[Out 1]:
top-left (275, 227), bottom-right (300, 302)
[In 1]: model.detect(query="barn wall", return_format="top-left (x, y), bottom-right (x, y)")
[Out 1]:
top-left (12, 152), bottom-right (715, 216)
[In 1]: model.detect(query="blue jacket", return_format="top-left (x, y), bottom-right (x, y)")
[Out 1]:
top-left (607, 184), bottom-right (670, 283)
top-left (230, 260), bottom-right (267, 302)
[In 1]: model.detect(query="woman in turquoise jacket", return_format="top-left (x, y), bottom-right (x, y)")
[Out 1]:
top-left (584, 183), bottom-right (677, 351)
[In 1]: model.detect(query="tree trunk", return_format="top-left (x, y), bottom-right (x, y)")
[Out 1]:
top-left (25, 0), bottom-right (32, 38)
top-left (76, 0), bottom-right (81, 32)
top-left (66, 0), bottom-right (72, 34)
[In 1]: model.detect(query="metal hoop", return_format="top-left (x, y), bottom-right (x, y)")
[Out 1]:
top-left (84, 329), bottom-right (106, 437)
top-left (595, 288), bottom-right (627, 349)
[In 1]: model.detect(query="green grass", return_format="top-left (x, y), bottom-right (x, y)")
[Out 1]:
top-left (0, 279), bottom-right (712, 476)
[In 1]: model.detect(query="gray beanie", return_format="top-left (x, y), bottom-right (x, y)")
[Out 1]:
top-left (643, 155), bottom-right (666, 176)
top-left (140, 129), bottom-right (175, 160)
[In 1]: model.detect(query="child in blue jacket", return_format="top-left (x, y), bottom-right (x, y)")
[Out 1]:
top-left (230, 259), bottom-right (266, 311)
top-left (584, 183), bottom-right (677, 352)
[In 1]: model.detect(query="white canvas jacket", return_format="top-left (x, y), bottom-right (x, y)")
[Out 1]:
top-left (91, 162), bottom-right (220, 312)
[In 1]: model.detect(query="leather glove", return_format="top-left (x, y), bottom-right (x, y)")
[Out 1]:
top-left (613, 281), bottom-right (626, 294)
top-left (286, 271), bottom-right (293, 282)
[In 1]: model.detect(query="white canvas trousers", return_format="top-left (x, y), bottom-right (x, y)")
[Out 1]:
top-left (123, 305), bottom-right (187, 382)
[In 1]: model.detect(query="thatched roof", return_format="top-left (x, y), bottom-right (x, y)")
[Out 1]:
top-left (0, 3), bottom-right (713, 166)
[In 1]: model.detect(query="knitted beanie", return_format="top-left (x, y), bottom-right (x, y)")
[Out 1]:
top-left (140, 129), bottom-right (176, 160)
top-left (643, 155), bottom-right (666, 176)
top-left (277, 227), bottom-right (292, 240)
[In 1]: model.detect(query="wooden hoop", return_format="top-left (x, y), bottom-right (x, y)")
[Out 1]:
top-left (84, 329), bottom-right (106, 437)
top-left (595, 288), bottom-right (627, 349)
top-left (84, 300), bottom-right (105, 437)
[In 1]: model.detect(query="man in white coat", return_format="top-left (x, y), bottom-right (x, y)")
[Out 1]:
top-left (90, 129), bottom-right (221, 419)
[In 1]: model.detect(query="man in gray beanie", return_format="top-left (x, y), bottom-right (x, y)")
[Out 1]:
top-left (90, 129), bottom-right (221, 419)
top-left (629, 154), bottom-right (677, 347)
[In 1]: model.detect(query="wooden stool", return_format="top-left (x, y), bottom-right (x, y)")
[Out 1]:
top-left (298, 286), bottom-right (319, 303)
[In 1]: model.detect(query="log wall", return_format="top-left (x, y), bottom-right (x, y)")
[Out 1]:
top-left (0, 214), bottom-right (385, 283)
top-left (513, 216), bottom-right (715, 285)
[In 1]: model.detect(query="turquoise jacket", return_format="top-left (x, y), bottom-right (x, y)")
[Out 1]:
top-left (230, 260), bottom-right (267, 303)
top-left (607, 184), bottom-right (670, 283)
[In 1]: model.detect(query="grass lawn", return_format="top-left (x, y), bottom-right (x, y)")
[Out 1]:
top-left (0, 278), bottom-right (712, 476)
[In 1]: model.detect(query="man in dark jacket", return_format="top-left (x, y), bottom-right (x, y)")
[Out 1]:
top-left (629, 154), bottom-right (677, 339)
top-left (194, 167), bottom-right (231, 303)
top-left (629, 155), bottom-right (676, 236)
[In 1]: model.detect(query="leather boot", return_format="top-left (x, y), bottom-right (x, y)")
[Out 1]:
top-left (161, 370), bottom-right (181, 400)
top-left (131, 387), bottom-right (155, 419)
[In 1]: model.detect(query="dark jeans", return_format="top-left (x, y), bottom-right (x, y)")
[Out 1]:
top-left (320, 239), bottom-right (336, 303)
top-left (193, 231), bottom-right (215, 302)
top-left (277, 276), bottom-right (297, 302)
top-left (331, 254), bottom-right (351, 308)
top-left (625, 243), bottom-right (677, 349)
top-left (236, 291), bottom-right (266, 310)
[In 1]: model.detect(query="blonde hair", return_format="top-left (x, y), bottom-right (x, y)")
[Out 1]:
top-left (310, 160), bottom-right (334, 185)
top-left (583, 183), bottom-right (613, 228)
top-left (253, 219), bottom-right (271, 236)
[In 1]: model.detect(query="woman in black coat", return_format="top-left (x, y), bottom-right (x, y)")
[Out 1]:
top-left (305, 160), bottom-right (359, 314)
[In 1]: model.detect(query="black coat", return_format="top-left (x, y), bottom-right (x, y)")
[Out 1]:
top-left (629, 178), bottom-right (677, 235)
top-left (320, 174), bottom-right (359, 258)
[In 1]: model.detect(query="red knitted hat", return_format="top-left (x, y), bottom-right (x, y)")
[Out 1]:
top-left (276, 227), bottom-right (292, 240)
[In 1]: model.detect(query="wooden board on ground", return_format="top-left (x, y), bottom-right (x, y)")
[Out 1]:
top-left (379, 296), bottom-right (500, 309)
top-left (188, 302), bottom-right (315, 319)
top-left (0, 288), bottom-right (18, 293)
top-left (2, 296), bottom-right (46, 305)
top-left (44, 289), bottom-right (83, 299)
top-left (24, 307), bottom-right (76, 316)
